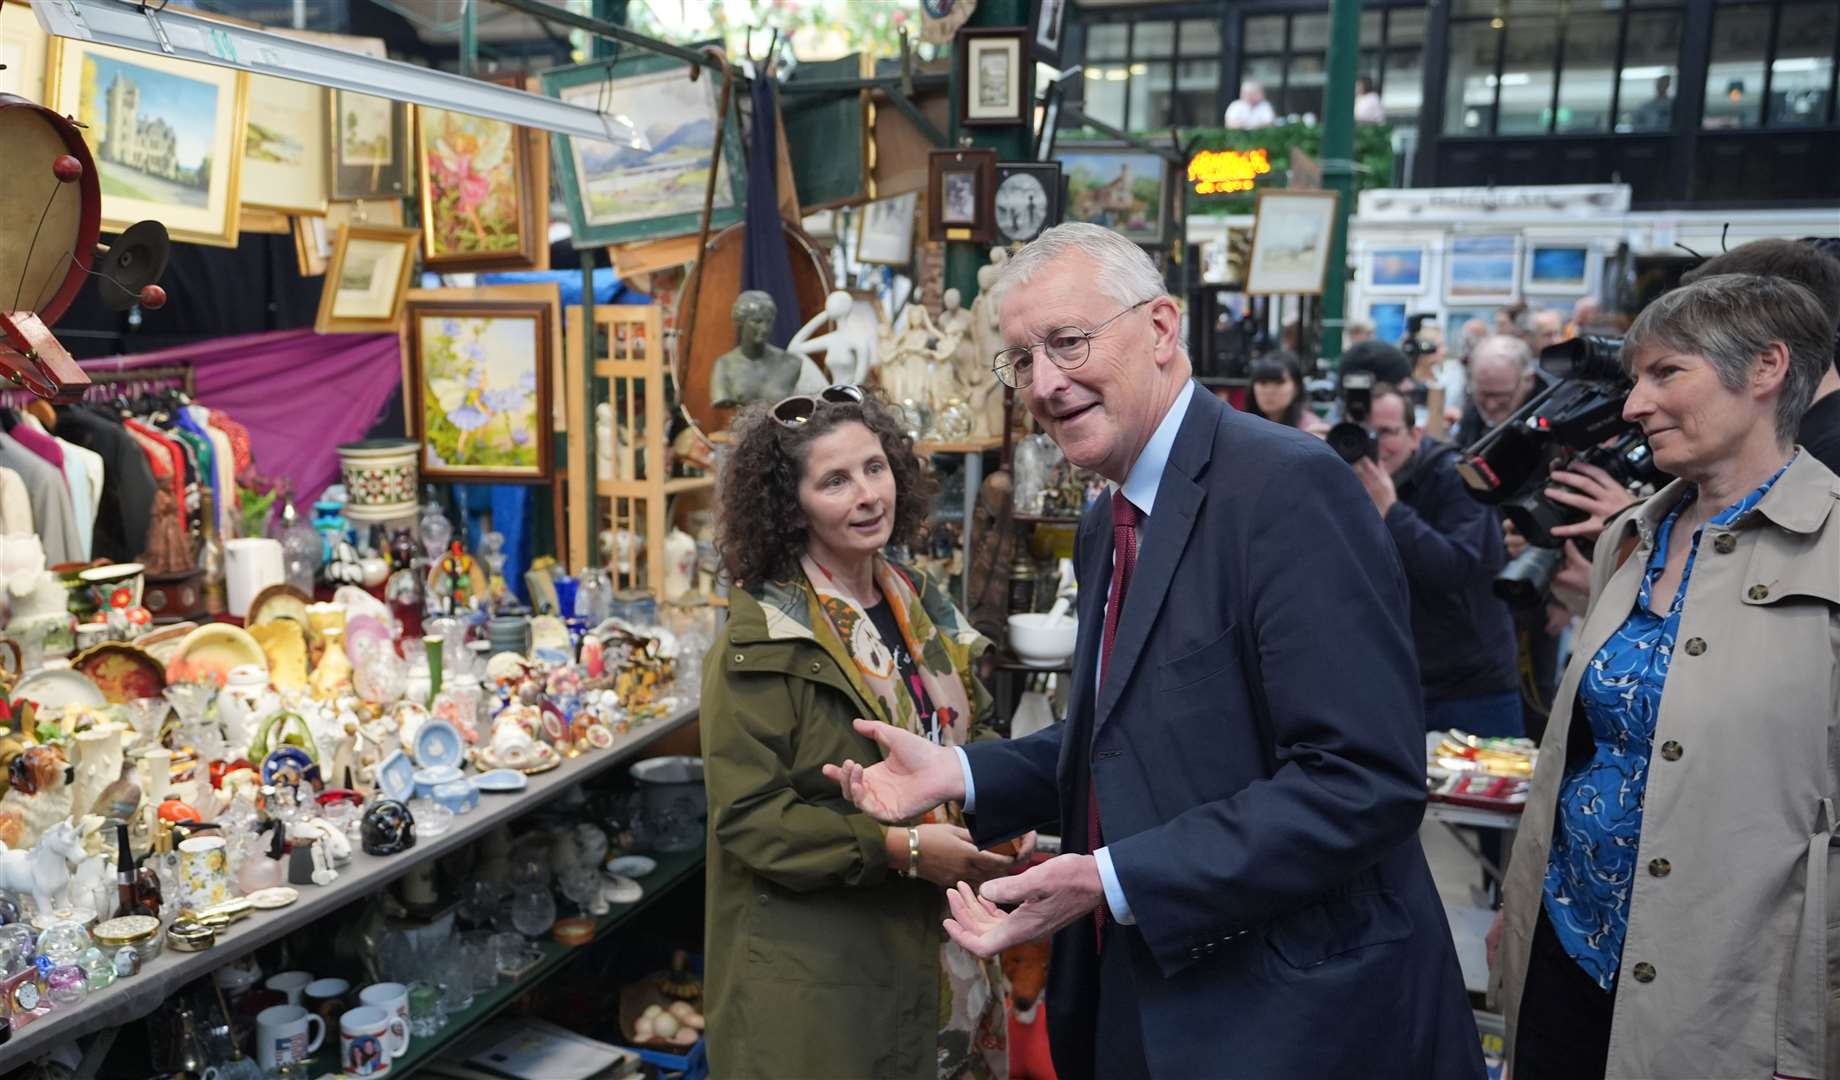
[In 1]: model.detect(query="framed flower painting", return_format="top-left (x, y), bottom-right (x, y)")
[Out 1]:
top-left (406, 298), bottom-right (555, 483)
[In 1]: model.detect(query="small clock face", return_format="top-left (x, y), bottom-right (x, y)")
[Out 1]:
top-left (996, 173), bottom-right (1050, 242)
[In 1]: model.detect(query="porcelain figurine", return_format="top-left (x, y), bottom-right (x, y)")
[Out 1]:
top-left (969, 247), bottom-right (1011, 439)
top-left (0, 817), bottom-right (86, 915)
top-left (788, 290), bottom-right (878, 387)
top-left (1, 746), bottom-right (76, 849)
top-left (69, 727), bottom-right (125, 829)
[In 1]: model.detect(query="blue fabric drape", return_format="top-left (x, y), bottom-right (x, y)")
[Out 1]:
top-left (740, 73), bottom-right (801, 346)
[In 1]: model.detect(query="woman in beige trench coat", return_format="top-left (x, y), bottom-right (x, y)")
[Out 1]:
top-left (1491, 273), bottom-right (1840, 1079)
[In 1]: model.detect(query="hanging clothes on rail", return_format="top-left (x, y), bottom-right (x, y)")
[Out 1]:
top-left (54, 405), bottom-right (158, 563)
top-left (0, 428), bottom-right (80, 564)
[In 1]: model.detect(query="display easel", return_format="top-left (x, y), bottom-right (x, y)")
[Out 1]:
top-left (565, 305), bottom-right (714, 594)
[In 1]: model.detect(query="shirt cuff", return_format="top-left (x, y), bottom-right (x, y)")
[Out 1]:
top-left (1093, 846), bottom-right (1136, 925)
top-left (954, 746), bottom-right (976, 814)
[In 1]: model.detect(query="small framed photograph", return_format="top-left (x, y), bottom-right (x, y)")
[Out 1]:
top-left (958, 28), bottom-right (1031, 127)
top-left (1524, 243), bottom-right (1592, 293)
top-left (315, 224), bottom-right (418, 333)
top-left (856, 190), bottom-right (919, 266)
top-left (1033, 0), bottom-right (1069, 66)
top-left (994, 162), bottom-right (1062, 244)
top-left (1365, 246), bottom-right (1425, 294)
top-left (1446, 235), bottom-right (1521, 305)
top-left (1245, 189), bottom-right (1340, 296)
top-left (927, 148), bottom-right (996, 242)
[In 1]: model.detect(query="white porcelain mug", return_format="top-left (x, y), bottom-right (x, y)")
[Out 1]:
top-left (264, 970), bottom-right (313, 1005)
top-left (256, 1003), bottom-right (325, 1071)
top-left (359, 982), bottom-right (411, 1049)
top-left (340, 1005), bottom-right (408, 1076)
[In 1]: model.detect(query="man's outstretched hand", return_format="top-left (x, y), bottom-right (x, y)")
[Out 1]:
top-left (943, 853), bottom-right (1106, 958)
top-left (822, 718), bottom-right (965, 823)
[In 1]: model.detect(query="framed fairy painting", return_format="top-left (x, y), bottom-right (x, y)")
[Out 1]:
top-left (416, 104), bottom-right (545, 271)
top-left (405, 297), bottom-right (555, 483)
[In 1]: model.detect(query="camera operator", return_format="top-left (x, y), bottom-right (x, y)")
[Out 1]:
top-left (1351, 382), bottom-right (1522, 738)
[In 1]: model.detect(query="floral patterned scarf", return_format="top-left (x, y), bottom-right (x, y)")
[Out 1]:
top-left (799, 553), bottom-right (1008, 1079)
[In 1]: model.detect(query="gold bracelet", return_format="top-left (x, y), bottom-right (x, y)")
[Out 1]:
top-left (907, 826), bottom-right (921, 878)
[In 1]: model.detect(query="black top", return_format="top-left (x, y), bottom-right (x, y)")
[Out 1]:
top-left (864, 598), bottom-right (942, 742)
top-left (1799, 388), bottom-right (1840, 476)
top-left (53, 405), bottom-right (156, 562)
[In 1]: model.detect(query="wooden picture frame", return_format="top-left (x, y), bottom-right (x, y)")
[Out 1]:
top-left (958, 28), bottom-right (1031, 128)
top-left (330, 89), bottom-right (411, 200)
top-left (242, 74), bottom-right (329, 216)
top-left (415, 103), bottom-right (544, 271)
top-left (45, 39), bottom-right (248, 248)
top-left (993, 161), bottom-right (1062, 244)
top-left (540, 47), bottom-right (747, 248)
top-left (1246, 189), bottom-right (1340, 296)
top-left (855, 190), bottom-right (918, 266)
top-left (1056, 142), bottom-right (1170, 245)
top-left (315, 224), bottom-right (418, 333)
top-left (405, 296), bottom-right (555, 483)
top-left (928, 148), bottom-right (996, 243)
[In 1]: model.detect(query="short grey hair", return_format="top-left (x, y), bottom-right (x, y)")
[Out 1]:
top-left (1623, 272), bottom-right (1835, 443)
top-left (1471, 334), bottom-right (1534, 374)
top-left (991, 223), bottom-right (1182, 353)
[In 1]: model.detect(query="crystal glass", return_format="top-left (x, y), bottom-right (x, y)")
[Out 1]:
top-left (37, 921), bottom-right (92, 966)
top-left (0, 925), bottom-right (36, 975)
top-left (79, 947), bottom-right (116, 990)
top-left (408, 981), bottom-right (446, 1036)
top-left (461, 932), bottom-right (500, 991)
top-left (490, 931), bottom-right (529, 975)
top-left (437, 949), bottom-right (475, 1012)
top-left (408, 799), bottom-right (453, 837)
top-left (419, 501), bottom-right (453, 563)
top-left (576, 568), bottom-right (614, 625)
top-left (124, 696), bottom-right (169, 748)
top-left (509, 885), bottom-right (556, 939)
top-left (162, 683), bottom-right (219, 762)
top-left (557, 866), bottom-right (599, 912)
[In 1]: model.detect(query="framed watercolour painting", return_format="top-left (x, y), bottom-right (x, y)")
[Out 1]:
top-left (1445, 235), bottom-right (1521, 305)
top-left (416, 105), bottom-right (543, 271)
top-left (1056, 144), bottom-right (1168, 245)
top-left (541, 48), bottom-right (746, 248)
top-left (856, 191), bottom-right (918, 266)
top-left (958, 28), bottom-right (1031, 127)
top-left (1365, 246), bottom-right (1425, 294)
top-left (406, 298), bottom-right (555, 483)
top-left (330, 89), bottom-right (410, 200)
top-left (242, 74), bottom-right (328, 215)
top-left (1524, 243), bottom-right (1591, 293)
top-left (45, 40), bottom-right (247, 248)
top-left (1245, 189), bottom-right (1339, 295)
top-left (315, 225), bottom-right (418, 333)
top-left (928, 148), bottom-right (996, 243)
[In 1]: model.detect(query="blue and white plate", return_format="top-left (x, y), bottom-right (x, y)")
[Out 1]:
top-left (473, 768), bottom-right (528, 793)
top-left (261, 746), bottom-right (317, 789)
top-left (377, 750), bottom-right (416, 803)
top-left (413, 719), bottom-right (464, 770)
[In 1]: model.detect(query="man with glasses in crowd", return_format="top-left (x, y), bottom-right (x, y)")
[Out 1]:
top-left (825, 223), bottom-right (1483, 1079)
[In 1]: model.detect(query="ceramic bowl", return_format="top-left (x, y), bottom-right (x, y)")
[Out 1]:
top-left (1007, 613), bottom-right (1078, 668)
top-left (431, 779), bottom-right (478, 814)
top-left (473, 768), bottom-right (527, 793)
top-left (377, 751), bottom-right (416, 803)
top-left (412, 764), bottom-right (464, 800)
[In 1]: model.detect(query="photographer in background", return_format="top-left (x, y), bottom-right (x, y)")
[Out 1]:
top-left (1353, 383), bottom-right (1521, 738)
top-left (1456, 335), bottom-right (1540, 445)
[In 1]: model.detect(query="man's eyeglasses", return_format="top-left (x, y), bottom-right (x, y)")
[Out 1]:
top-left (772, 384), bottom-right (865, 428)
top-left (991, 298), bottom-right (1154, 390)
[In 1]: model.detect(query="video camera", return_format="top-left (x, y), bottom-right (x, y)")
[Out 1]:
top-left (1326, 371), bottom-right (1377, 464)
top-left (1456, 335), bottom-right (1668, 608)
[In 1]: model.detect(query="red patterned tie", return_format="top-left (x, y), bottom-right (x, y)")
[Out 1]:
top-left (1090, 489), bottom-right (1139, 949)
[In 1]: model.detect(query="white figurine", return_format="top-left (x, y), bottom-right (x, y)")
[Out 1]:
top-left (788, 290), bottom-right (878, 387)
top-left (0, 817), bottom-right (87, 915)
top-left (968, 247), bottom-right (1012, 438)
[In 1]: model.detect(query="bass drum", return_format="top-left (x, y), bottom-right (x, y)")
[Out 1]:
top-left (676, 220), bottom-right (832, 435)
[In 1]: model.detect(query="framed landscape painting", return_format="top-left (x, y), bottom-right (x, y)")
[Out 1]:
top-left (330, 89), bottom-right (410, 200)
top-left (242, 74), bottom-right (328, 215)
top-left (1446, 235), bottom-right (1521, 304)
top-left (406, 298), bottom-right (555, 483)
top-left (541, 48), bottom-right (746, 248)
top-left (315, 224), bottom-right (417, 333)
top-left (1246, 189), bottom-right (1339, 295)
top-left (45, 40), bottom-right (247, 247)
top-left (416, 105), bottom-right (544, 271)
top-left (1365, 246), bottom-right (1425, 294)
top-left (1056, 144), bottom-right (1168, 245)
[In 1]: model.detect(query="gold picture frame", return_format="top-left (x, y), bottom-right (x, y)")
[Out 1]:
top-left (415, 103), bottom-right (544, 272)
top-left (242, 74), bottom-right (329, 216)
top-left (45, 39), bottom-right (248, 248)
top-left (315, 224), bottom-right (418, 333)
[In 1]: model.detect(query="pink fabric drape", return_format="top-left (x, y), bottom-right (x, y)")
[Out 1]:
top-left (79, 329), bottom-right (402, 504)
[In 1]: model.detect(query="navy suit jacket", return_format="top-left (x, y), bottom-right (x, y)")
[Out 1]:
top-left (966, 388), bottom-right (1484, 1079)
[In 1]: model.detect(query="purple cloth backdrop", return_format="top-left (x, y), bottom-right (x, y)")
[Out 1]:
top-left (79, 330), bottom-right (402, 504)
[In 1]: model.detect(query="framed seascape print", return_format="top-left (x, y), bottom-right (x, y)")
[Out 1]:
top-left (928, 148), bottom-right (996, 243)
top-left (1524, 243), bottom-right (1591, 293)
top-left (958, 28), bottom-right (1031, 127)
top-left (1446, 235), bottom-right (1521, 305)
top-left (406, 298), bottom-right (555, 483)
top-left (1033, 0), bottom-right (1069, 66)
top-left (1365, 246), bottom-right (1425, 294)
top-left (315, 224), bottom-right (418, 333)
top-left (1369, 302), bottom-right (1408, 346)
top-left (994, 162), bottom-right (1062, 244)
top-left (1056, 144), bottom-right (1169, 245)
top-left (856, 190), bottom-right (918, 266)
top-left (416, 105), bottom-right (544, 272)
top-left (1245, 189), bottom-right (1339, 296)
top-left (45, 40), bottom-right (247, 248)
top-left (1443, 307), bottom-right (1496, 334)
top-left (541, 48), bottom-right (746, 248)
top-left (330, 89), bottom-right (410, 200)
top-left (242, 74), bottom-right (328, 215)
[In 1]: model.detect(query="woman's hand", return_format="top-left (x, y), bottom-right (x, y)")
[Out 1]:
top-left (1546, 463), bottom-right (1637, 542)
top-left (902, 824), bottom-right (1017, 890)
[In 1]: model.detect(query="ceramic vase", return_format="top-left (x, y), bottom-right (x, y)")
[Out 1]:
top-left (70, 727), bottom-right (125, 825)
top-left (337, 440), bottom-right (420, 523)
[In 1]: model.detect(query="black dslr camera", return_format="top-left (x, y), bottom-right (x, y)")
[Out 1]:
top-left (1327, 371), bottom-right (1378, 464)
top-left (1457, 335), bottom-right (1668, 608)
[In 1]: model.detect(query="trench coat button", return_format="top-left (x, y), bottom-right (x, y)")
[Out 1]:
top-left (1660, 740), bottom-right (1683, 761)
top-left (1632, 961), bottom-right (1657, 983)
top-left (1714, 533), bottom-right (1737, 554)
top-left (809, 660), bottom-right (823, 673)
top-left (1683, 637), bottom-right (1707, 656)
top-left (757, 893), bottom-right (769, 905)
top-left (734, 653), bottom-right (745, 664)
top-left (1648, 857), bottom-right (1672, 877)
top-left (1748, 584), bottom-right (1770, 601)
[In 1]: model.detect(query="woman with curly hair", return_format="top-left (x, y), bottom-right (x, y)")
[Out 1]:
top-left (700, 385), bottom-right (1029, 1079)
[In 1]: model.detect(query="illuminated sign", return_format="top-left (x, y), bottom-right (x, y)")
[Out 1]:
top-left (1188, 148), bottom-right (1272, 195)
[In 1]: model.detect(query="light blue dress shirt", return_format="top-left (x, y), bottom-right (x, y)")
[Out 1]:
top-left (958, 379), bottom-right (1198, 925)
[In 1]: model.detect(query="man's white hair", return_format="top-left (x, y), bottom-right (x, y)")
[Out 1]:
top-left (992, 222), bottom-right (1166, 315)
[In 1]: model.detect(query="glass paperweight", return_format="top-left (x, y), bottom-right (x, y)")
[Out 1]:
top-left (407, 799), bottom-right (453, 837)
top-left (46, 964), bottom-right (86, 1005)
top-left (79, 947), bottom-right (116, 990)
top-left (36, 922), bottom-right (92, 967)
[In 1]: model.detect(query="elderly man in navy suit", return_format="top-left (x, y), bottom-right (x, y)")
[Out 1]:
top-left (827, 223), bottom-right (1483, 1079)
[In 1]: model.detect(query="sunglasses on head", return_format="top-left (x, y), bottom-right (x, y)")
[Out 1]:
top-left (772, 384), bottom-right (865, 428)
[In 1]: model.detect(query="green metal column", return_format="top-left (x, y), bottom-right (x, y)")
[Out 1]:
top-left (1318, 0), bottom-right (1361, 365)
top-left (460, 0), bottom-right (477, 75)
top-left (946, 0), bottom-right (1031, 304)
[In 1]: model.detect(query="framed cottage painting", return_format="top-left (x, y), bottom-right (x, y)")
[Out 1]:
top-left (330, 89), bottom-right (410, 200)
top-left (1056, 144), bottom-right (1168, 245)
top-left (407, 298), bottom-right (555, 482)
top-left (416, 104), bottom-right (544, 271)
top-left (242, 74), bottom-right (328, 215)
top-left (540, 48), bottom-right (746, 247)
top-left (45, 40), bottom-right (247, 247)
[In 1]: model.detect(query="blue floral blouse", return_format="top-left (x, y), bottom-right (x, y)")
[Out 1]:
top-left (1542, 459), bottom-right (1792, 991)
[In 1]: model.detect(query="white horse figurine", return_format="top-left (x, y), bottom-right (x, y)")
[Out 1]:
top-left (0, 817), bottom-right (87, 916)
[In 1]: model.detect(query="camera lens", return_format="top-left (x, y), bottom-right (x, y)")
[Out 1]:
top-left (1326, 421), bottom-right (1375, 465)
top-left (1494, 546), bottom-right (1564, 609)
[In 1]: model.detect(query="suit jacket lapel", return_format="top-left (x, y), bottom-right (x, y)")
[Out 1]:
top-left (1059, 505), bottom-right (1113, 780)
